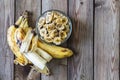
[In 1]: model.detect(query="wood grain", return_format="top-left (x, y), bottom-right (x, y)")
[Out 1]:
top-left (15, 0), bottom-right (41, 80)
top-left (94, 0), bottom-right (119, 80)
top-left (67, 0), bottom-right (93, 80)
top-left (0, 0), bottom-right (120, 80)
top-left (41, 0), bottom-right (67, 80)
top-left (0, 0), bottom-right (14, 80)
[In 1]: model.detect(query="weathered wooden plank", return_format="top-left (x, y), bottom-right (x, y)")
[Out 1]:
top-left (41, 0), bottom-right (67, 80)
top-left (0, 0), bottom-right (14, 80)
top-left (15, 0), bottom-right (41, 80)
top-left (94, 0), bottom-right (119, 80)
top-left (67, 0), bottom-right (93, 80)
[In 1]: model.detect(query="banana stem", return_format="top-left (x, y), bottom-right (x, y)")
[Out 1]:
top-left (15, 11), bottom-right (29, 27)
top-left (15, 16), bottom-right (23, 26)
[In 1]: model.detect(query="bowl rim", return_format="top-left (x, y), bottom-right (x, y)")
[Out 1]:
top-left (36, 9), bottom-right (72, 45)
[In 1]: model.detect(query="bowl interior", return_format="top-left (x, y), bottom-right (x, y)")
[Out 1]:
top-left (36, 10), bottom-right (72, 45)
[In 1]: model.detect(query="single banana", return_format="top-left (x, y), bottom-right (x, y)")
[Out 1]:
top-left (37, 40), bottom-right (73, 58)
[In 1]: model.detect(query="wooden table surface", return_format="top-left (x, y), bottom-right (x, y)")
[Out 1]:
top-left (0, 0), bottom-right (119, 80)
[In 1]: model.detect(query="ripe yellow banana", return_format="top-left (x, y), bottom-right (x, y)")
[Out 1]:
top-left (37, 40), bottom-right (73, 58)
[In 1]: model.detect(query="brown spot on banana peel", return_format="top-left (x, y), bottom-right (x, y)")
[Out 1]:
top-left (61, 49), bottom-right (68, 52)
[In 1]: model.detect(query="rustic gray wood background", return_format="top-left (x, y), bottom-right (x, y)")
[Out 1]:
top-left (0, 0), bottom-right (119, 80)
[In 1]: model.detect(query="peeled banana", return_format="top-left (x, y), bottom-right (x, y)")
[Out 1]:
top-left (14, 27), bottom-right (25, 47)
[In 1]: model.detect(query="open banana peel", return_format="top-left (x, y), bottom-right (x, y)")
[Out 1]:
top-left (7, 11), bottom-right (73, 75)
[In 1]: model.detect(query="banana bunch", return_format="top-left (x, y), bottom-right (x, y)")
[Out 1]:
top-left (7, 11), bottom-right (73, 75)
top-left (7, 11), bottom-right (30, 66)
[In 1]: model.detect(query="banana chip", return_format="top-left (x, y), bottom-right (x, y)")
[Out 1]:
top-left (63, 25), bottom-right (70, 33)
top-left (49, 30), bottom-right (58, 38)
top-left (53, 11), bottom-right (60, 19)
top-left (59, 31), bottom-right (67, 39)
top-left (46, 23), bottom-right (55, 31)
top-left (43, 24), bottom-right (48, 28)
top-left (53, 37), bottom-right (62, 45)
top-left (55, 18), bottom-right (63, 25)
top-left (38, 17), bottom-right (45, 27)
top-left (46, 15), bottom-right (53, 23)
top-left (47, 12), bottom-right (53, 16)
top-left (56, 24), bottom-right (65, 30)
top-left (61, 16), bottom-right (68, 25)
top-left (39, 28), bottom-right (47, 37)
top-left (44, 35), bottom-right (53, 43)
